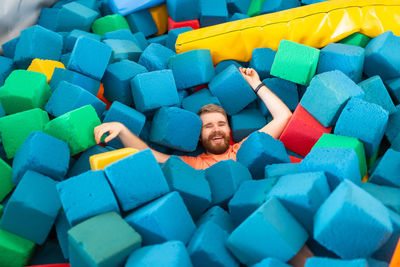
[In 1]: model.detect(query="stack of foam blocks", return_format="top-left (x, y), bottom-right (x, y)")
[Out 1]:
top-left (0, 0), bottom-right (399, 266)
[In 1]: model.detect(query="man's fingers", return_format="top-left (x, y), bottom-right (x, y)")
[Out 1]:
top-left (104, 132), bottom-right (118, 143)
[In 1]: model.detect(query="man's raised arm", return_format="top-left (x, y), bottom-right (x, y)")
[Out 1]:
top-left (239, 67), bottom-right (292, 139)
top-left (93, 122), bottom-right (171, 163)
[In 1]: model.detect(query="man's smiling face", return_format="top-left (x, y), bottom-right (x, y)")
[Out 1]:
top-left (199, 112), bottom-right (231, 155)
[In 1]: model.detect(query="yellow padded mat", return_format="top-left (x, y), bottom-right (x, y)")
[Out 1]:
top-left (176, 0), bottom-right (400, 64)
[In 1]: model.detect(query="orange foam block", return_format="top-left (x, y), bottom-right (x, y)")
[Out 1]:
top-left (97, 84), bottom-right (112, 110)
top-left (279, 104), bottom-right (332, 157)
top-left (168, 17), bottom-right (199, 31)
top-left (390, 238), bottom-right (400, 267)
top-left (150, 4), bottom-right (169, 36)
top-left (89, 147), bottom-right (139, 170)
top-left (27, 59), bottom-right (65, 83)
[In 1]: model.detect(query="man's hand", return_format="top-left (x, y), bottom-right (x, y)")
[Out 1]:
top-left (94, 122), bottom-right (126, 144)
top-left (239, 67), bottom-right (262, 90)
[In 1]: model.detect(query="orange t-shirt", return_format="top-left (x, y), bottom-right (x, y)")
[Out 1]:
top-left (179, 139), bottom-right (246, 170)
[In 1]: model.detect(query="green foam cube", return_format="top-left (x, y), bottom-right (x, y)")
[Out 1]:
top-left (247, 0), bottom-right (265, 16)
top-left (0, 204), bottom-right (3, 218)
top-left (68, 211), bottom-right (142, 267)
top-left (312, 133), bottom-right (368, 178)
top-left (44, 105), bottom-right (101, 155)
top-left (0, 70), bottom-right (51, 115)
top-left (270, 40), bottom-right (320, 85)
top-left (339, 33), bottom-right (371, 48)
top-left (91, 14), bottom-right (130, 36)
top-left (0, 108), bottom-right (50, 159)
top-left (0, 228), bottom-right (35, 267)
top-left (0, 158), bottom-right (14, 202)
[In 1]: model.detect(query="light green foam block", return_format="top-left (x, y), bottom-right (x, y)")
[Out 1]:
top-left (312, 133), bottom-right (368, 178)
top-left (44, 105), bottom-right (101, 156)
top-left (0, 108), bottom-right (50, 159)
top-left (270, 39), bottom-right (320, 85)
top-left (0, 228), bottom-right (35, 267)
top-left (91, 14), bottom-right (130, 36)
top-left (0, 70), bottom-right (51, 115)
top-left (0, 158), bottom-right (14, 202)
top-left (247, 0), bottom-right (265, 17)
top-left (338, 33), bottom-right (371, 48)
top-left (68, 211), bottom-right (142, 266)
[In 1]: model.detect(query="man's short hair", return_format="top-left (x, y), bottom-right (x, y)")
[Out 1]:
top-left (198, 104), bottom-right (228, 119)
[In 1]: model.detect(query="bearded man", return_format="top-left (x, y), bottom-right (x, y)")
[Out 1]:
top-left (94, 67), bottom-right (292, 169)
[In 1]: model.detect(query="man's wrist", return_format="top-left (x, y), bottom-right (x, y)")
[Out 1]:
top-left (253, 82), bottom-right (265, 95)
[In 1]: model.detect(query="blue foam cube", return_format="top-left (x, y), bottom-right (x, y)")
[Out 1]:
top-left (150, 107), bottom-right (202, 152)
top-left (68, 211), bottom-right (141, 267)
top-left (102, 59), bottom-right (147, 106)
top-left (300, 147), bottom-right (361, 189)
top-left (227, 0), bottom-right (252, 14)
top-left (300, 70), bottom-right (365, 127)
top-left (305, 258), bottom-right (369, 267)
top-left (386, 77), bottom-right (400, 105)
top-left (38, 8), bottom-right (60, 31)
top-left (386, 105), bottom-right (400, 143)
top-left (125, 191), bottom-right (196, 245)
top-left (57, 2), bottom-right (100, 32)
top-left (108, 0), bottom-right (164, 15)
top-left (102, 101), bottom-right (146, 149)
top-left (237, 131), bottom-right (290, 179)
top-left (358, 76), bottom-right (396, 114)
top-left (0, 170), bottom-right (61, 244)
top-left (268, 171), bottom-right (330, 233)
top-left (361, 182), bottom-right (400, 214)
top-left (104, 149), bottom-right (169, 212)
top-left (264, 162), bottom-right (302, 178)
top-left (364, 31), bottom-right (400, 80)
top-left (67, 145), bottom-right (110, 177)
top-left (166, 27), bottom-right (193, 51)
top-left (0, 56), bottom-right (14, 86)
top-left (148, 34), bottom-right (169, 47)
top-left (228, 178), bottom-right (277, 226)
top-left (367, 258), bottom-right (389, 267)
top-left (131, 69), bottom-right (179, 112)
top-left (14, 25), bottom-right (63, 69)
top-left (57, 170), bottom-right (120, 226)
top-left (209, 65), bottom-right (257, 115)
top-left (162, 156), bottom-right (211, 219)
top-left (314, 179), bottom-right (393, 259)
top-left (253, 258), bottom-right (291, 267)
top-left (168, 49), bottom-right (215, 90)
top-left (215, 60), bottom-right (243, 74)
top-left (231, 109), bottom-right (267, 142)
top-left (199, 0), bottom-right (228, 27)
top-left (317, 43), bottom-right (365, 83)
top-left (132, 32), bottom-right (150, 50)
top-left (126, 9), bottom-right (158, 37)
top-left (45, 81), bottom-right (106, 117)
top-left (138, 43), bottom-right (176, 71)
top-left (125, 240), bottom-right (192, 267)
top-left (55, 211), bottom-right (71, 259)
top-left (187, 222), bottom-right (239, 267)
top-left (65, 29), bottom-right (101, 53)
top-left (196, 205), bottom-right (235, 233)
top-left (103, 39), bottom-right (142, 63)
top-left (260, 0), bottom-right (300, 14)
top-left (369, 148), bottom-right (400, 187)
top-left (334, 97), bottom-right (389, 158)
top-left (229, 12), bottom-right (250, 21)
top-left (373, 209), bottom-right (400, 262)
top-left (167, 0), bottom-right (200, 22)
top-left (249, 48), bottom-right (276, 80)
top-left (205, 159), bottom-right (252, 206)
top-left (227, 197), bottom-right (308, 265)
top-left (181, 89), bottom-right (221, 114)
top-left (1, 36), bottom-right (19, 59)
top-left (12, 131), bottom-right (70, 185)
top-left (68, 36), bottom-right (112, 80)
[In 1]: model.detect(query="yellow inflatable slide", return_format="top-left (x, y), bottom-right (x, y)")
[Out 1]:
top-left (176, 0), bottom-right (400, 64)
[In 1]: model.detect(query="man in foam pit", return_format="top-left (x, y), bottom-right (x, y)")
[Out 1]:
top-left (94, 67), bottom-right (292, 169)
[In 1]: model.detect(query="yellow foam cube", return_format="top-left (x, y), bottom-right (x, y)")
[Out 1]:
top-left (150, 4), bottom-right (168, 36)
top-left (89, 147), bottom-right (139, 170)
top-left (27, 59), bottom-right (65, 83)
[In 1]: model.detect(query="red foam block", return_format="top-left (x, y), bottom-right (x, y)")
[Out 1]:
top-left (279, 104), bottom-right (332, 157)
top-left (168, 17), bottom-right (200, 30)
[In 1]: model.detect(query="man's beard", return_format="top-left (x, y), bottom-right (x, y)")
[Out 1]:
top-left (201, 131), bottom-right (230, 155)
